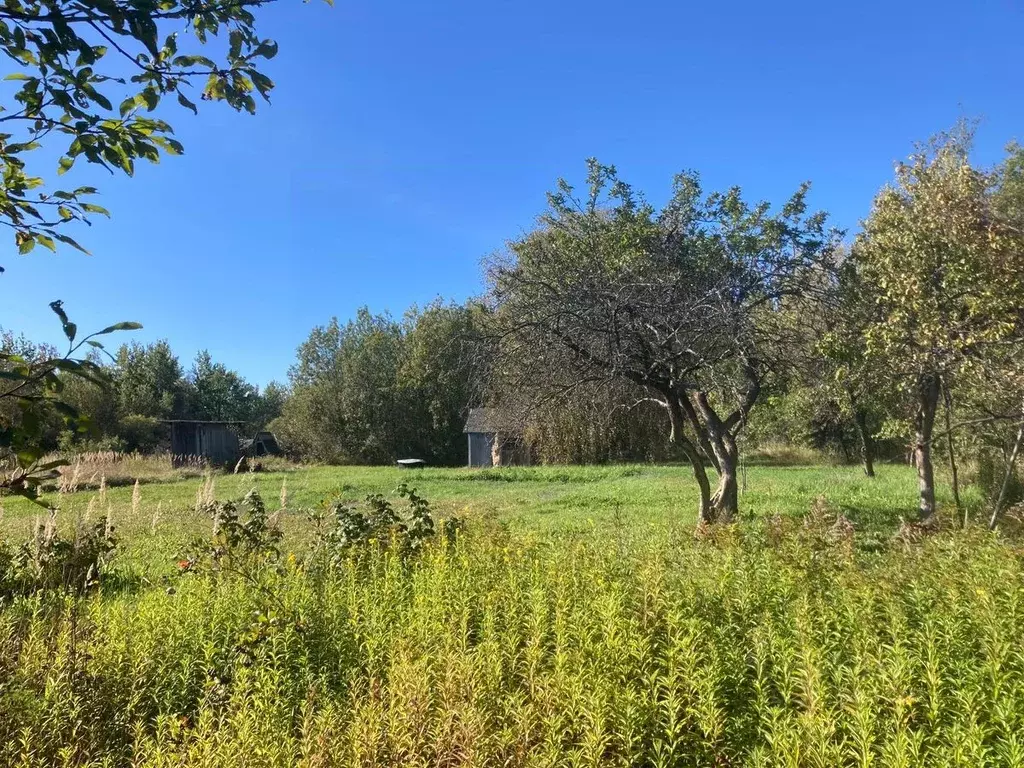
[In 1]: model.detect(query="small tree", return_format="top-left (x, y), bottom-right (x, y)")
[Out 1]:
top-left (855, 128), bottom-right (1024, 524)
top-left (490, 161), bottom-right (838, 522)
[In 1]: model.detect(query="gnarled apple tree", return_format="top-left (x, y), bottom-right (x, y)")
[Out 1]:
top-left (489, 160), bottom-right (838, 523)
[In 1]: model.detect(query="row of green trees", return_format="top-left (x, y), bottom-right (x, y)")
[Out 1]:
top-left (4, 104), bottom-right (1023, 529)
top-left (0, 331), bottom-right (284, 453)
top-left (274, 303), bottom-right (481, 465)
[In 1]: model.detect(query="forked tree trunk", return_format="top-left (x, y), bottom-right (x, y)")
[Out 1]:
top-left (668, 399), bottom-right (713, 524)
top-left (914, 373), bottom-right (940, 523)
top-left (682, 391), bottom-right (748, 524)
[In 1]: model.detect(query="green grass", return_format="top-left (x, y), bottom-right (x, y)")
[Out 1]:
top-left (2, 461), bottom-right (972, 539)
top-left (0, 462), bottom-right (1012, 766)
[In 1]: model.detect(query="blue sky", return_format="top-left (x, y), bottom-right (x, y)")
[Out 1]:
top-left (3, 0), bottom-right (1022, 387)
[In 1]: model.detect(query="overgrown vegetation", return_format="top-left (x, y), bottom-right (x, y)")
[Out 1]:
top-left (0, 473), bottom-right (1023, 766)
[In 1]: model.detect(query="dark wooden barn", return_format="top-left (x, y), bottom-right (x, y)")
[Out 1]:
top-left (166, 420), bottom-right (241, 466)
top-left (463, 408), bottom-right (532, 468)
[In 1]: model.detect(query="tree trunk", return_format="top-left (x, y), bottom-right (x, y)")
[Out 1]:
top-left (914, 373), bottom-right (940, 523)
top-left (668, 399), bottom-right (713, 524)
top-left (940, 379), bottom-right (964, 526)
top-left (709, 436), bottom-right (740, 523)
top-left (853, 407), bottom-right (876, 478)
top-left (688, 392), bottom-right (744, 523)
top-left (990, 398), bottom-right (1024, 530)
top-left (711, 463), bottom-right (739, 522)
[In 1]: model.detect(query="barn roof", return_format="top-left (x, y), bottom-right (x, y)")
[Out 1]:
top-left (463, 407), bottom-right (513, 434)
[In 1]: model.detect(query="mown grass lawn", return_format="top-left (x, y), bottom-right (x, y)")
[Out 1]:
top-left (2, 461), bottom-right (976, 581)
top-left (2, 460), bottom-right (963, 534)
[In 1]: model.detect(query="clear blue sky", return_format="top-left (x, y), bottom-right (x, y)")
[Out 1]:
top-left (4, 0), bottom-right (1022, 387)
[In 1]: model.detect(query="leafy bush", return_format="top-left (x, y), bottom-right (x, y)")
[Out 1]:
top-left (308, 483), bottom-right (452, 567)
top-left (116, 414), bottom-right (165, 453)
top-left (180, 490), bottom-right (283, 576)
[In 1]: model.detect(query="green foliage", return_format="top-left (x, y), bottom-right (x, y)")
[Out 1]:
top-left (278, 302), bottom-right (482, 465)
top-left (308, 483), bottom-right (443, 566)
top-left (856, 127), bottom-right (1024, 383)
top-left (0, 302), bottom-right (139, 500)
top-left (0, 480), bottom-right (1021, 764)
top-left (0, 0), bottom-right (327, 262)
top-left (0, 510), bottom-right (116, 597)
top-left (186, 350), bottom-right (259, 422)
top-left (116, 413), bottom-right (163, 452)
top-left (181, 489), bottom-right (283, 576)
top-left (112, 340), bottom-right (186, 420)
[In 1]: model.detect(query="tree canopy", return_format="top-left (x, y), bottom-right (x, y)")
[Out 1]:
top-left (489, 160), bottom-right (839, 522)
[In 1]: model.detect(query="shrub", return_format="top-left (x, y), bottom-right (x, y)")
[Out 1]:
top-left (117, 414), bottom-right (165, 453)
top-left (308, 483), bottom-right (450, 568)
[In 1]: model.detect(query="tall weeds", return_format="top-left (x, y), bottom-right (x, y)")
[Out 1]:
top-left (1, 511), bottom-right (1024, 766)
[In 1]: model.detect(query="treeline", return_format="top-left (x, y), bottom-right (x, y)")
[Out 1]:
top-left (0, 331), bottom-right (286, 453)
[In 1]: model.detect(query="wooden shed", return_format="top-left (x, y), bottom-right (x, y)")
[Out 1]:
top-left (165, 420), bottom-right (241, 466)
top-left (463, 408), bottom-right (532, 468)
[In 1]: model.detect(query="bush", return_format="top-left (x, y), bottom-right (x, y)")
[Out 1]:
top-left (116, 414), bottom-right (165, 453)
top-left (307, 483), bottom-right (450, 568)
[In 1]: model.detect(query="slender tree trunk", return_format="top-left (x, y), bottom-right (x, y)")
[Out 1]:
top-left (853, 407), bottom-right (875, 478)
top-left (990, 399), bottom-right (1024, 530)
top-left (940, 379), bottom-right (964, 526)
top-left (668, 398), bottom-right (713, 524)
top-left (914, 373), bottom-right (940, 524)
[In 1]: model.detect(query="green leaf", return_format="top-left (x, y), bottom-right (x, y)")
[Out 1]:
top-left (254, 40), bottom-right (279, 60)
top-left (57, 156), bottom-right (75, 175)
top-left (177, 91), bottom-right (198, 114)
top-left (54, 233), bottom-right (90, 254)
top-left (119, 96), bottom-right (136, 118)
top-left (251, 71), bottom-right (274, 100)
top-left (81, 203), bottom-right (111, 216)
top-left (96, 321), bottom-right (143, 335)
top-left (4, 72), bottom-right (31, 81)
top-left (18, 237), bottom-right (35, 255)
